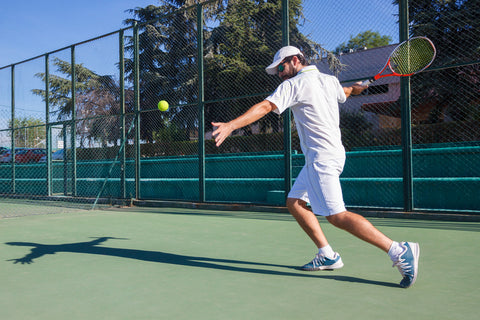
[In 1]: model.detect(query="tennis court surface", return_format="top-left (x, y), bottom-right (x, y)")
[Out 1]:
top-left (1, 204), bottom-right (479, 320)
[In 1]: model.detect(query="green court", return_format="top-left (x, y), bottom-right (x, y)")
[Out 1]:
top-left (1, 205), bottom-right (479, 319)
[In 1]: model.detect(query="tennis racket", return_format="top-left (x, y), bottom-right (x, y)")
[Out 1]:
top-left (362, 36), bottom-right (436, 86)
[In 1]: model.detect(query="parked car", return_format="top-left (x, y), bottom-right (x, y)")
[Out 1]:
top-left (15, 148), bottom-right (47, 163)
top-left (0, 148), bottom-right (28, 163)
top-left (0, 149), bottom-right (11, 162)
top-left (0, 147), bottom-right (9, 162)
top-left (39, 149), bottom-right (65, 162)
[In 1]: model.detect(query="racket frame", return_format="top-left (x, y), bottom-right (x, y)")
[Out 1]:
top-left (361, 36), bottom-right (436, 86)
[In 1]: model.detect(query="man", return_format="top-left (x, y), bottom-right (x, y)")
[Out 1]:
top-left (212, 46), bottom-right (419, 288)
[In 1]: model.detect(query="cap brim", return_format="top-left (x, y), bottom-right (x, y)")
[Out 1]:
top-left (265, 58), bottom-right (283, 75)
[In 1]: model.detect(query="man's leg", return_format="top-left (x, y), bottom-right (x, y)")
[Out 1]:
top-left (325, 211), bottom-right (393, 252)
top-left (287, 197), bottom-right (343, 270)
top-left (326, 211), bottom-right (419, 288)
top-left (286, 197), bottom-right (329, 249)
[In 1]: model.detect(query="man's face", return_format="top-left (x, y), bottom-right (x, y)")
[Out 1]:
top-left (277, 57), bottom-right (297, 81)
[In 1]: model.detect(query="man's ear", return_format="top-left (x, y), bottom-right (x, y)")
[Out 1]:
top-left (291, 55), bottom-right (300, 68)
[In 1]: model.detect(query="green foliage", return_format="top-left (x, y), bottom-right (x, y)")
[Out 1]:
top-left (33, 58), bottom-right (126, 147)
top-left (124, 2), bottom-right (201, 143)
top-left (339, 110), bottom-right (374, 151)
top-left (9, 116), bottom-right (44, 128)
top-left (33, 58), bottom-right (119, 120)
top-left (334, 30), bottom-right (392, 54)
top-left (9, 117), bottom-right (46, 148)
top-left (152, 120), bottom-right (186, 143)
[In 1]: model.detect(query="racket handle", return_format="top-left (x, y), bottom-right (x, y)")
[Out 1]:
top-left (361, 78), bottom-right (374, 86)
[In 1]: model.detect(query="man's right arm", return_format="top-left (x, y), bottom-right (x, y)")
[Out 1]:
top-left (212, 100), bottom-right (277, 147)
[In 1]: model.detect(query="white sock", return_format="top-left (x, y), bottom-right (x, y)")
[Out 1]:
top-left (388, 241), bottom-right (403, 261)
top-left (319, 245), bottom-right (335, 259)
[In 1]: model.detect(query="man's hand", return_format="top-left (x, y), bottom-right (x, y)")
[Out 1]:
top-left (211, 100), bottom-right (277, 147)
top-left (212, 122), bottom-right (235, 147)
top-left (344, 82), bottom-right (368, 97)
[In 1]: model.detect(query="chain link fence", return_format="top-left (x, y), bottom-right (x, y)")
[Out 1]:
top-left (0, 0), bottom-right (479, 214)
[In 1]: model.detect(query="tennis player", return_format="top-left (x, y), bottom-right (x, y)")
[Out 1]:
top-left (212, 46), bottom-right (419, 288)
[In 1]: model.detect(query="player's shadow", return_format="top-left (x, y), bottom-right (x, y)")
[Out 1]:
top-left (5, 237), bottom-right (398, 288)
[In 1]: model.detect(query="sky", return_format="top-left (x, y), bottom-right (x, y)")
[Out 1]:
top-left (0, 0), bottom-right (399, 68)
top-left (0, 0), bottom-right (156, 67)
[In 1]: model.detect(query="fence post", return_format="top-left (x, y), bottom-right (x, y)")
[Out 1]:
top-left (282, 0), bottom-right (292, 198)
top-left (70, 45), bottom-right (77, 196)
top-left (197, 4), bottom-right (206, 202)
top-left (399, 0), bottom-right (413, 211)
top-left (10, 65), bottom-right (15, 194)
top-left (133, 22), bottom-right (141, 200)
top-left (63, 124), bottom-right (68, 195)
top-left (119, 29), bottom-right (127, 199)
top-left (45, 54), bottom-right (52, 195)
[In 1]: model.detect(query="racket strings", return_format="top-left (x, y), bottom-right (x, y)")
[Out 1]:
top-left (390, 37), bottom-right (436, 75)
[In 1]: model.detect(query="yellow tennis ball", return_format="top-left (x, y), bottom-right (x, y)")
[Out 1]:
top-left (157, 100), bottom-right (169, 111)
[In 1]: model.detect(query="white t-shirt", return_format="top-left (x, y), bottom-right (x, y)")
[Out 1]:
top-left (266, 65), bottom-right (347, 164)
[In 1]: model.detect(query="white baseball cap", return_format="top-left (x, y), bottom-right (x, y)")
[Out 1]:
top-left (265, 46), bottom-right (303, 75)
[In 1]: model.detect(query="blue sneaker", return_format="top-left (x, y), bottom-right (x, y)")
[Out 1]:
top-left (392, 242), bottom-right (419, 288)
top-left (300, 252), bottom-right (344, 271)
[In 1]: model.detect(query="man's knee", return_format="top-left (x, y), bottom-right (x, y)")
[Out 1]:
top-left (286, 198), bottom-right (310, 213)
top-left (286, 197), bottom-right (297, 209)
top-left (325, 210), bottom-right (349, 227)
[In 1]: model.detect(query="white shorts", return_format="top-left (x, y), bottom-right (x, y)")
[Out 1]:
top-left (288, 158), bottom-right (346, 216)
